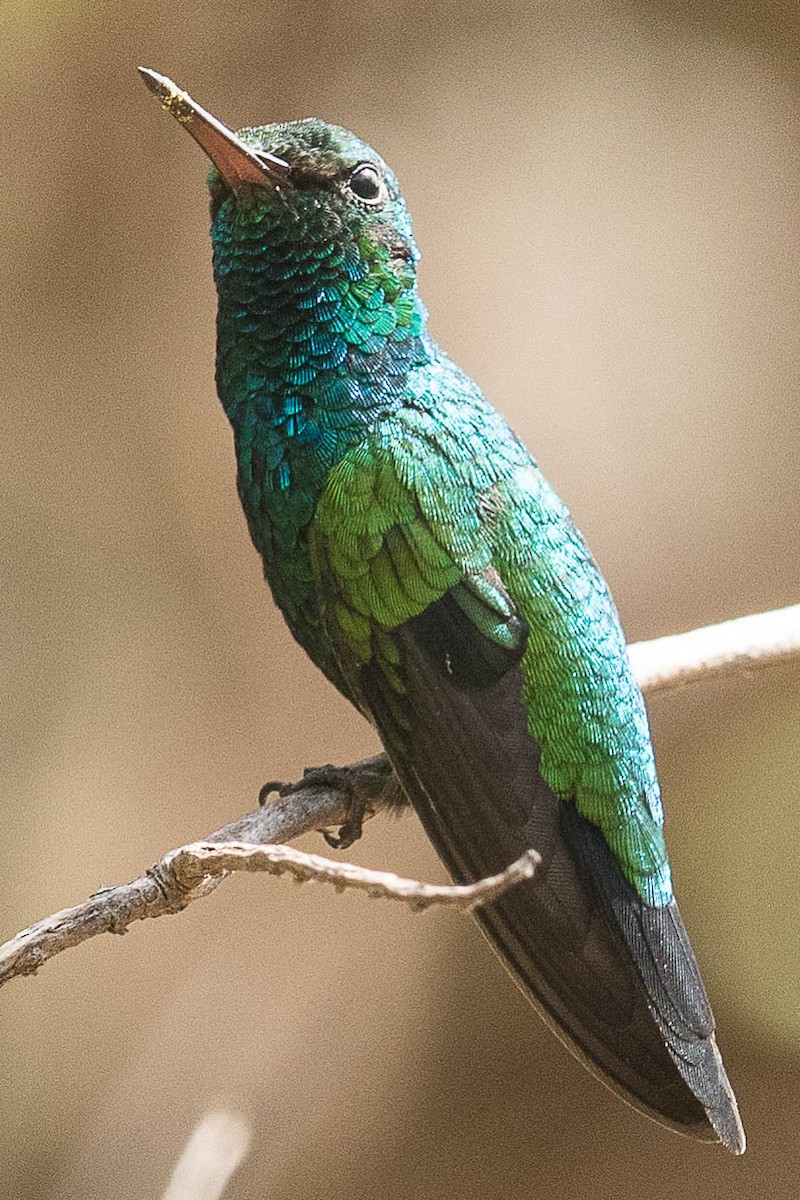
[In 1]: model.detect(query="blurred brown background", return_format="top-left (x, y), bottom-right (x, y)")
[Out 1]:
top-left (2, 1), bottom-right (799, 1197)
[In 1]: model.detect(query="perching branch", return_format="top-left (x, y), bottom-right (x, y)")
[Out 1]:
top-left (0, 756), bottom-right (391, 988)
top-left (1, 602), bottom-right (798, 991)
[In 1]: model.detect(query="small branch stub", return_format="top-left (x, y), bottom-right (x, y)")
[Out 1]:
top-left (161, 1109), bottom-right (251, 1200)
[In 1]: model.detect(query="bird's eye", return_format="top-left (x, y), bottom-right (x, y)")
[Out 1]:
top-left (347, 163), bottom-right (387, 205)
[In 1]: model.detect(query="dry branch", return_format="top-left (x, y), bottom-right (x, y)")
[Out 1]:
top-left (1, 602), bottom-right (798, 992)
top-left (167, 841), bottom-right (539, 910)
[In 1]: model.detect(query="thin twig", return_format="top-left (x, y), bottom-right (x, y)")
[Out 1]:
top-left (167, 841), bottom-right (540, 911)
top-left (1, 602), bottom-right (797, 991)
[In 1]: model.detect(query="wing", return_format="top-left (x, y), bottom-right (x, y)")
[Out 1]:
top-left (310, 415), bottom-right (744, 1152)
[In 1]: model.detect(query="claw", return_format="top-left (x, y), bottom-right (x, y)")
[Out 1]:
top-left (258, 779), bottom-right (290, 807)
top-left (322, 798), bottom-right (367, 850)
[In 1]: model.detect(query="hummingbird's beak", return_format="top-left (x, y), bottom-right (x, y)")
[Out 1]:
top-left (137, 67), bottom-right (290, 193)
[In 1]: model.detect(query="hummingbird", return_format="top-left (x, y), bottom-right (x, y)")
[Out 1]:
top-left (138, 67), bottom-right (744, 1153)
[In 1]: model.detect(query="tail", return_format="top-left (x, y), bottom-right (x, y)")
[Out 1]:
top-left (562, 804), bottom-right (745, 1151)
top-left (364, 623), bottom-right (745, 1151)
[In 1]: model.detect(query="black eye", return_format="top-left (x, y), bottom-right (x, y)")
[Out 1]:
top-left (347, 163), bottom-right (387, 205)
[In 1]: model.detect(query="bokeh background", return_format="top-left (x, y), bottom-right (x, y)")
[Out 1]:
top-left (3, 2), bottom-right (799, 1197)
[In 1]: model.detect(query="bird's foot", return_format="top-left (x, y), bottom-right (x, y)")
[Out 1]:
top-left (258, 760), bottom-right (389, 850)
top-left (301, 764), bottom-right (371, 849)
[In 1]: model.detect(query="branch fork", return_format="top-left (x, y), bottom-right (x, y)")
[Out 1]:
top-left (1, 602), bottom-right (798, 990)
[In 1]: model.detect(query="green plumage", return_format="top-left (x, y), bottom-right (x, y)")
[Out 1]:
top-left (312, 381), bottom-right (670, 902)
top-left (140, 74), bottom-right (744, 1153)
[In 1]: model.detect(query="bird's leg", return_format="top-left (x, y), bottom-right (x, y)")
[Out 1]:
top-left (258, 754), bottom-right (400, 849)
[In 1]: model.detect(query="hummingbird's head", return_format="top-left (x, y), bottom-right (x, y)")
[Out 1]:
top-left (138, 70), bottom-right (423, 345)
top-left (209, 118), bottom-right (417, 270)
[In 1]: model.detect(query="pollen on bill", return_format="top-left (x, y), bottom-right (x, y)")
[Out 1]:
top-left (145, 73), bottom-right (195, 124)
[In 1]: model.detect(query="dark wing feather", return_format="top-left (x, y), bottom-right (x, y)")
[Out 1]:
top-left (359, 583), bottom-right (744, 1151)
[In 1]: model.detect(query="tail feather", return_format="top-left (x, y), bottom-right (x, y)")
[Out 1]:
top-left (564, 806), bottom-right (745, 1151)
